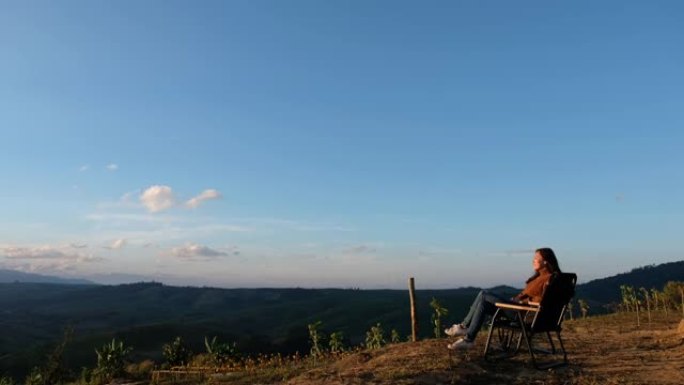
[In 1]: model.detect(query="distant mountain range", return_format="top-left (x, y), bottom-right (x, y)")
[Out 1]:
top-left (0, 269), bottom-right (94, 285)
top-left (2, 259), bottom-right (683, 299)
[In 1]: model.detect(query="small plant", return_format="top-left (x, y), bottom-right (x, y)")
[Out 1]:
top-left (22, 327), bottom-right (72, 385)
top-left (307, 321), bottom-right (325, 359)
top-left (329, 331), bottom-right (345, 354)
top-left (94, 338), bottom-right (133, 382)
top-left (620, 285), bottom-right (641, 326)
top-left (163, 336), bottom-right (192, 367)
top-left (23, 368), bottom-right (42, 385)
top-left (578, 299), bottom-right (589, 319)
top-left (639, 287), bottom-right (651, 326)
top-left (429, 297), bottom-right (449, 338)
top-left (566, 300), bottom-right (574, 320)
top-left (390, 329), bottom-right (401, 344)
top-left (650, 288), bottom-right (660, 313)
top-left (620, 285), bottom-right (633, 312)
top-left (365, 323), bottom-right (386, 350)
top-left (204, 336), bottom-right (239, 366)
top-left (0, 376), bottom-right (15, 385)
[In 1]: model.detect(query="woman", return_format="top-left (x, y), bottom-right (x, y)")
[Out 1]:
top-left (445, 247), bottom-right (561, 350)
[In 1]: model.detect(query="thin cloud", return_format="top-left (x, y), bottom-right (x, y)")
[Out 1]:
top-left (79, 165), bottom-right (90, 172)
top-left (186, 189), bottom-right (222, 209)
top-left (85, 213), bottom-right (176, 224)
top-left (104, 239), bottom-right (127, 250)
top-left (120, 191), bottom-right (137, 203)
top-left (488, 249), bottom-right (536, 258)
top-left (140, 185), bottom-right (176, 213)
top-left (230, 217), bottom-right (355, 232)
top-left (343, 245), bottom-right (377, 254)
top-left (106, 163), bottom-right (119, 171)
top-left (168, 243), bottom-right (229, 260)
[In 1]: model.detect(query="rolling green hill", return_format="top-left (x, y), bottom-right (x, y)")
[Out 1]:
top-left (0, 282), bottom-right (500, 378)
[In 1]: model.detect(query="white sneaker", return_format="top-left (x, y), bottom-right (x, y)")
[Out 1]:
top-left (447, 338), bottom-right (474, 350)
top-left (444, 323), bottom-right (467, 337)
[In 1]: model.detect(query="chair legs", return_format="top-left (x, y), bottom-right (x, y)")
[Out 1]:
top-left (525, 329), bottom-right (569, 370)
top-left (546, 331), bottom-right (556, 354)
top-left (484, 311), bottom-right (569, 370)
top-left (484, 309), bottom-right (524, 361)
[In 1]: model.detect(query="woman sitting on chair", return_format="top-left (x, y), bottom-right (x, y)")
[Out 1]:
top-left (445, 247), bottom-right (561, 350)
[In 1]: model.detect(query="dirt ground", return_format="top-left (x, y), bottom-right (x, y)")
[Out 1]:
top-left (561, 313), bottom-right (684, 385)
top-left (281, 313), bottom-right (684, 385)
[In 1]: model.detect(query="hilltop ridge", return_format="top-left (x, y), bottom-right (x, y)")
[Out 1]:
top-left (576, 260), bottom-right (684, 303)
top-left (0, 269), bottom-right (94, 285)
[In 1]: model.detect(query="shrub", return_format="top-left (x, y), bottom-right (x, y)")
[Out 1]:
top-left (365, 323), bottom-right (385, 350)
top-left (93, 338), bottom-right (133, 382)
top-left (430, 297), bottom-right (449, 338)
top-left (578, 299), bottom-right (589, 318)
top-left (163, 336), bottom-right (192, 367)
top-left (204, 336), bottom-right (239, 366)
top-left (390, 329), bottom-right (401, 344)
top-left (329, 331), bottom-right (345, 354)
top-left (307, 321), bottom-right (325, 358)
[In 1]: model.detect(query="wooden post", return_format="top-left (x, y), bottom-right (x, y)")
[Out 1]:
top-left (409, 277), bottom-right (418, 342)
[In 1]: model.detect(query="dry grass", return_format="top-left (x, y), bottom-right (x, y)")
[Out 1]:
top-left (155, 312), bottom-right (684, 385)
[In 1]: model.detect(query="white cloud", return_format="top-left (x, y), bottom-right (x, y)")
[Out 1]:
top-left (2, 246), bottom-right (68, 259)
top-left (105, 239), bottom-right (127, 250)
top-left (0, 244), bottom-right (104, 272)
top-left (107, 163), bottom-right (119, 171)
top-left (186, 189), bottom-right (222, 209)
top-left (140, 185), bottom-right (176, 213)
top-left (168, 243), bottom-right (229, 260)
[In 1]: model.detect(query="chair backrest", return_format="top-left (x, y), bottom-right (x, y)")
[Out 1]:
top-left (531, 272), bottom-right (577, 332)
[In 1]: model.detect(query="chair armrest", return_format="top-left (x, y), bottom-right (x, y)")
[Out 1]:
top-left (495, 302), bottom-right (540, 312)
top-left (528, 301), bottom-right (540, 307)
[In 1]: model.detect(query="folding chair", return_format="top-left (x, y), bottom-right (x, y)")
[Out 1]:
top-left (483, 272), bottom-right (577, 369)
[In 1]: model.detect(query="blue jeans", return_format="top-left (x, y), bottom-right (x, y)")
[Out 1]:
top-left (462, 290), bottom-right (510, 340)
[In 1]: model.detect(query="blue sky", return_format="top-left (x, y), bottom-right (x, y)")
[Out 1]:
top-left (1, 1), bottom-right (682, 288)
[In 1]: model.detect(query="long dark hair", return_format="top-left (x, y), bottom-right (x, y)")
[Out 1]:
top-left (526, 247), bottom-right (561, 283)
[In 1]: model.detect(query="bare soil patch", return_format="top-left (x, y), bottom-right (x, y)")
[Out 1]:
top-left (282, 313), bottom-right (684, 385)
